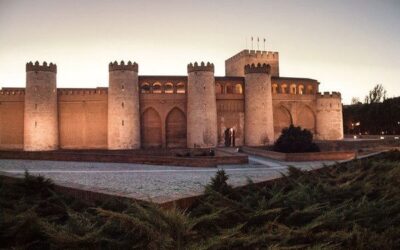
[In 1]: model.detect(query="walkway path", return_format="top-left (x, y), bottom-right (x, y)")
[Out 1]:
top-left (0, 162), bottom-right (333, 203)
top-left (0, 149), bottom-right (383, 203)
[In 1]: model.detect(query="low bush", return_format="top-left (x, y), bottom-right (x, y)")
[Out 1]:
top-left (273, 124), bottom-right (320, 153)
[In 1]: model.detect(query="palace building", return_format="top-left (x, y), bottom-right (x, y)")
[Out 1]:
top-left (0, 49), bottom-right (343, 151)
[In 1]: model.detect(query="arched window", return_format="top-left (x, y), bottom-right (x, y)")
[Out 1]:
top-left (281, 84), bottom-right (288, 94)
top-left (307, 85), bottom-right (314, 94)
top-left (226, 84), bottom-right (234, 94)
top-left (176, 83), bottom-right (185, 94)
top-left (141, 83), bottom-right (151, 93)
top-left (290, 84), bottom-right (297, 94)
top-left (235, 84), bottom-right (243, 94)
top-left (215, 83), bottom-right (222, 94)
top-left (164, 82), bottom-right (174, 94)
top-left (298, 84), bottom-right (304, 95)
top-left (272, 84), bottom-right (278, 94)
top-left (152, 82), bottom-right (162, 93)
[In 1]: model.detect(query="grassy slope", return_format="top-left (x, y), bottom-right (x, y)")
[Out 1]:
top-left (0, 151), bottom-right (399, 250)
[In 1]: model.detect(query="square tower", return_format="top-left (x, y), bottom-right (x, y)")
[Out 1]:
top-left (225, 50), bottom-right (279, 77)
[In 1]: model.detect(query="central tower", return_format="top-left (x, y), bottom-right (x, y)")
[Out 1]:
top-left (186, 62), bottom-right (218, 148)
top-left (108, 61), bottom-right (141, 149)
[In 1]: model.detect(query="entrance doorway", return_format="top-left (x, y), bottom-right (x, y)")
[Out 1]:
top-left (224, 128), bottom-right (236, 147)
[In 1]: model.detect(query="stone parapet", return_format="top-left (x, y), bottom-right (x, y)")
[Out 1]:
top-left (244, 63), bottom-right (271, 74)
top-left (0, 89), bottom-right (25, 95)
top-left (187, 62), bottom-right (214, 73)
top-left (57, 88), bottom-right (108, 95)
top-left (26, 61), bottom-right (57, 73)
top-left (317, 91), bottom-right (341, 98)
top-left (109, 61), bottom-right (138, 72)
top-left (226, 50), bottom-right (278, 63)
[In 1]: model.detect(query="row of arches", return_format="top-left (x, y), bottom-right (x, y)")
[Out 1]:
top-left (141, 82), bottom-right (186, 94)
top-left (273, 104), bottom-right (316, 139)
top-left (141, 107), bottom-right (187, 148)
top-left (272, 83), bottom-right (315, 95)
top-left (215, 83), bottom-right (243, 94)
top-left (139, 82), bottom-right (314, 96)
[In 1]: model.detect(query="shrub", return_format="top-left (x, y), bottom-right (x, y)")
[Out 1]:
top-left (273, 125), bottom-right (320, 153)
top-left (205, 169), bottom-right (233, 196)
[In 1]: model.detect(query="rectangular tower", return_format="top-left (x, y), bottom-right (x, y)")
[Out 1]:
top-left (225, 50), bottom-right (279, 77)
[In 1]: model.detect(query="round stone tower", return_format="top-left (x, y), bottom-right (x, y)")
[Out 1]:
top-left (244, 63), bottom-right (274, 146)
top-left (187, 62), bottom-right (218, 148)
top-left (108, 61), bottom-right (141, 149)
top-left (24, 61), bottom-right (59, 151)
top-left (315, 92), bottom-right (344, 140)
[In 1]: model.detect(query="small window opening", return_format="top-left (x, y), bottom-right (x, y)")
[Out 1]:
top-left (122, 102), bottom-right (124, 108)
top-left (122, 120), bottom-right (124, 126)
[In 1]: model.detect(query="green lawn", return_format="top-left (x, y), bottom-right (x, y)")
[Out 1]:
top-left (1, 150), bottom-right (399, 249)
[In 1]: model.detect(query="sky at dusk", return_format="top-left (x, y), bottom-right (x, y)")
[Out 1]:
top-left (0, 0), bottom-right (399, 104)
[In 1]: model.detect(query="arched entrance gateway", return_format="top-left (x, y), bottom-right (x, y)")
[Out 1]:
top-left (273, 105), bottom-right (293, 138)
top-left (224, 128), bottom-right (236, 147)
top-left (296, 105), bottom-right (316, 133)
top-left (166, 108), bottom-right (187, 148)
top-left (141, 108), bottom-right (162, 148)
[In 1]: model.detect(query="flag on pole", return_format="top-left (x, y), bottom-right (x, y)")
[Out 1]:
top-left (264, 38), bottom-right (266, 50)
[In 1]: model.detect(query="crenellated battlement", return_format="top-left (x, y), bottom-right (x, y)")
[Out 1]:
top-left (244, 63), bottom-right (271, 74)
top-left (317, 91), bottom-right (341, 98)
top-left (26, 61), bottom-right (57, 73)
top-left (58, 88), bottom-right (108, 95)
top-left (187, 62), bottom-right (214, 73)
top-left (226, 50), bottom-right (279, 63)
top-left (109, 61), bottom-right (138, 72)
top-left (0, 89), bottom-right (25, 95)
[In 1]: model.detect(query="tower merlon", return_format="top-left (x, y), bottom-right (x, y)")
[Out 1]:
top-left (187, 61), bottom-right (214, 73)
top-left (317, 91), bottom-right (341, 98)
top-left (244, 63), bottom-right (271, 74)
top-left (225, 50), bottom-right (279, 63)
top-left (26, 61), bottom-right (57, 73)
top-left (109, 61), bottom-right (138, 72)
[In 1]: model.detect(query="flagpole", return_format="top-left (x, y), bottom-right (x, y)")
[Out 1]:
top-left (263, 38), bottom-right (266, 51)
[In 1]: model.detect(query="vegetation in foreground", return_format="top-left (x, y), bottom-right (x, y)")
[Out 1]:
top-left (1, 151), bottom-right (400, 249)
top-left (273, 125), bottom-right (320, 153)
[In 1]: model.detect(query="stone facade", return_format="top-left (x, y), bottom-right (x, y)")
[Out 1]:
top-left (108, 61), bottom-right (141, 149)
top-left (0, 49), bottom-right (344, 151)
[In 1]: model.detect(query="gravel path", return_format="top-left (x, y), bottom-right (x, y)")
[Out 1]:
top-left (0, 157), bottom-right (338, 203)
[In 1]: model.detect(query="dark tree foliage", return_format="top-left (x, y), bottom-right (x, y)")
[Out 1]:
top-left (273, 125), bottom-right (320, 153)
top-left (344, 96), bottom-right (400, 135)
top-left (365, 84), bottom-right (387, 104)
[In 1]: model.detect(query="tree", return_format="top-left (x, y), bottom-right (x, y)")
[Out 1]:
top-left (351, 97), bottom-right (362, 105)
top-left (273, 125), bottom-right (320, 153)
top-left (365, 84), bottom-right (387, 104)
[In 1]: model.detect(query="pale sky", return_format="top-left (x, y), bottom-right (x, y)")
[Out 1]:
top-left (0, 0), bottom-right (399, 104)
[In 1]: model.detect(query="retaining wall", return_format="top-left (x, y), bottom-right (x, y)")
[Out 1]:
top-left (0, 149), bottom-right (248, 168)
top-left (241, 147), bottom-right (356, 161)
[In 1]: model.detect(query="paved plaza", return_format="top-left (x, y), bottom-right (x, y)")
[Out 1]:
top-left (0, 155), bottom-right (340, 203)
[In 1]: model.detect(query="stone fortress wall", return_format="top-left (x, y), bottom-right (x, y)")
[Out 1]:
top-left (0, 49), bottom-right (344, 151)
